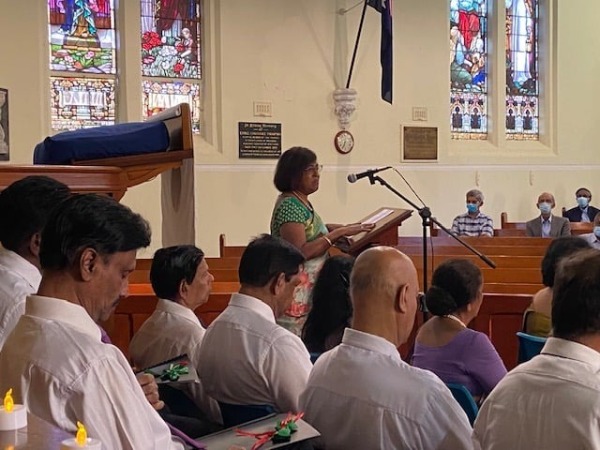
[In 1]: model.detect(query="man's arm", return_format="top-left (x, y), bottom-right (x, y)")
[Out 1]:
top-left (560, 218), bottom-right (572, 236)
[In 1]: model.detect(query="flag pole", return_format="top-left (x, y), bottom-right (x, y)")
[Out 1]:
top-left (345, 0), bottom-right (369, 89)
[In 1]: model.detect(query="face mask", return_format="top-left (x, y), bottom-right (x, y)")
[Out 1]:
top-left (466, 203), bottom-right (479, 214)
top-left (538, 202), bottom-right (552, 214)
top-left (577, 196), bottom-right (589, 208)
top-left (594, 226), bottom-right (600, 238)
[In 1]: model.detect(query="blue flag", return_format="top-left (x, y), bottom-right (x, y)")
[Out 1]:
top-left (367, 0), bottom-right (393, 103)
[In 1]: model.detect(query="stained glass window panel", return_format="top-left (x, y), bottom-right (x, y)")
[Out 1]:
top-left (140, 0), bottom-right (202, 79)
top-left (506, 0), bottom-right (539, 140)
top-left (142, 81), bottom-right (201, 133)
top-left (50, 77), bottom-right (116, 131)
top-left (450, 0), bottom-right (488, 140)
top-left (47, 0), bottom-right (116, 74)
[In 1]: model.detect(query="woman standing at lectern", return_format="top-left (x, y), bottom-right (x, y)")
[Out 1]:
top-left (270, 146), bottom-right (373, 336)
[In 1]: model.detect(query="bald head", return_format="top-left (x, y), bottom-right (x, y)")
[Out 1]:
top-left (350, 247), bottom-right (419, 346)
top-left (537, 192), bottom-right (555, 206)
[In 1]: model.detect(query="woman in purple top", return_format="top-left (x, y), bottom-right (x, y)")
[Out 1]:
top-left (411, 259), bottom-right (507, 403)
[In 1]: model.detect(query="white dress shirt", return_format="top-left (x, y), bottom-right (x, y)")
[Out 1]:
top-left (0, 295), bottom-right (184, 450)
top-left (0, 248), bottom-right (41, 348)
top-left (473, 337), bottom-right (600, 449)
top-left (198, 293), bottom-right (312, 413)
top-left (300, 328), bottom-right (473, 450)
top-left (129, 298), bottom-right (221, 423)
top-left (580, 232), bottom-right (600, 249)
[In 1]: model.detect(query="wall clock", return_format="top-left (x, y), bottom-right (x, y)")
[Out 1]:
top-left (334, 130), bottom-right (354, 154)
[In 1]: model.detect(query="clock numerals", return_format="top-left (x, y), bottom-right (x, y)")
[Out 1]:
top-left (334, 130), bottom-right (354, 154)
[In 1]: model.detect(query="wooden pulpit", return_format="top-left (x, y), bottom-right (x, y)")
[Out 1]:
top-left (346, 207), bottom-right (413, 256)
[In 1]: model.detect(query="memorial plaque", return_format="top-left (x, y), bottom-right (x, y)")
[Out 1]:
top-left (403, 126), bottom-right (438, 161)
top-left (238, 122), bottom-right (282, 159)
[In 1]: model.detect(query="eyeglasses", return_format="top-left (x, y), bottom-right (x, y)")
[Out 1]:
top-left (303, 164), bottom-right (323, 174)
top-left (417, 292), bottom-right (427, 312)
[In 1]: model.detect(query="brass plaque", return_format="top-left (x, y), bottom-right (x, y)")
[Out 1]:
top-left (403, 126), bottom-right (437, 161)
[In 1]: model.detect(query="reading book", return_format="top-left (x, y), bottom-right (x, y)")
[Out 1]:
top-left (136, 354), bottom-right (198, 384)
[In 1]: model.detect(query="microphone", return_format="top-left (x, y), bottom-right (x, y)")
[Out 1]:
top-left (347, 166), bottom-right (392, 183)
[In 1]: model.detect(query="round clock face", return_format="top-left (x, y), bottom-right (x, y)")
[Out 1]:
top-left (334, 130), bottom-right (354, 154)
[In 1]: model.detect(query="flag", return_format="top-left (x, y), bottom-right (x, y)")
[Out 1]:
top-left (367, 0), bottom-right (393, 104)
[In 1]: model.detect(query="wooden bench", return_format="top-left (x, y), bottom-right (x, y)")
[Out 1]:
top-left (501, 212), bottom-right (593, 236)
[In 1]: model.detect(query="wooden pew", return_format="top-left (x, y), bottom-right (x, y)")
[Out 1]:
top-left (501, 212), bottom-right (593, 236)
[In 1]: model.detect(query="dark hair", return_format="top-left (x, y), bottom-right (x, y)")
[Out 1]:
top-left (541, 236), bottom-right (590, 287)
top-left (575, 187), bottom-right (591, 197)
top-left (302, 255), bottom-right (355, 353)
top-left (40, 194), bottom-right (151, 270)
top-left (238, 234), bottom-right (305, 287)
top-left (425, 259), bottom-right (482, 316)
top-left (273, 147), bottom-right (317, 192)
top-left (552, 249), bottom-right (600, 340)
top-left (150, 245), bottom-right (205, 301)
top-left (0, 176), bottom-right (71, 252)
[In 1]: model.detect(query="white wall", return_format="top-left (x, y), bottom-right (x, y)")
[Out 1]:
top-left (2, 0), bottom-right (600, 257)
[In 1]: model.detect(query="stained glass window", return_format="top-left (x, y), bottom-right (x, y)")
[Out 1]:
top-left (450, 0), bottom-right (488, 140)
top-left (506, 0), bottom-right (539, 140)
top-left (142, 81), bottom-right (201, 133)
top-left (50, 77), bottom-right (116, 131)
top-left (141, 0), bottom-right (202, 133)
top-left (47, 0), bottom-right (117, 131)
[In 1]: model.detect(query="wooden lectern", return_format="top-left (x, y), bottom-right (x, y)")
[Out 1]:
top-left (346, 207), bottom-right (413, 256)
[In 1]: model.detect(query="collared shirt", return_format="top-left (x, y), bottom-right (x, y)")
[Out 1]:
top-left (541, 215), bottom-right (552, 237)
top-left (451, 212), bottom-right (494, 237)
top-left (580, 206), bottom-right (590, 222)
top-left (581, 232), bottom-right (600, 249)
top-left (198, 293), bottom-right (312, 413)
top-left (300, 328), bottom-right (472, 450)
top-left (0, 248), bottom-right (41, 348)
top-left (473, 337), bottom-right (600, 450)
top-left (130, 298), bottom-right (221, 424)
top-left (0, 295), bottom-right (184, 450)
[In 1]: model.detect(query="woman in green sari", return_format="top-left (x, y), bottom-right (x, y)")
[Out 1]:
top-left (270, 147), bottom-right (373, 335)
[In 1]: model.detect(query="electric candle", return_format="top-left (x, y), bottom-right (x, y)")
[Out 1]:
top-left (60, 422), bottom-right (102, 450)
top-left (0, 389), bottom-right (27, 431)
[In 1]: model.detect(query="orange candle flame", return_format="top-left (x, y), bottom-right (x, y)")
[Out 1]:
top-left (76, 421), bottom-right (87, 446)
top-left (3, 389), bottom-right (13, 413)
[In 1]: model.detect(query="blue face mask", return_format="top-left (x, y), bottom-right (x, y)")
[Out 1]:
top-left (538, 202), bottom-right (552, 214)
top-left (466, 202), bottom-right (478, 214)
top-left (577, 196), bottom-right (589, 208)
top-left (594, 226), bottom-right (600, 238)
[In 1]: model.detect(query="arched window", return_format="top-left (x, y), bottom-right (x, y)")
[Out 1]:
top-left (140, 0), bottom-right (202, 133)
top-left (47, 0), bottom-right (117, 131)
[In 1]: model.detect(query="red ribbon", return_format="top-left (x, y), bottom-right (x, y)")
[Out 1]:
top-left (235, 413), bottom-right (304, 450)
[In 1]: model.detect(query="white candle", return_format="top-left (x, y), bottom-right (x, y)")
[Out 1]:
top-left (60, 437), bottom-right (103, 449)
top-left (0, 404), bottom-right (27, 431)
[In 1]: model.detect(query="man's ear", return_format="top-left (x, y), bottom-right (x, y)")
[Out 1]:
top-left (28, 232), bottom-right (42, 258)
top-left (179, 278), bottom-right (190, 301)
top-left (80, 248), bottom-right (99, 282)
top-left (394, 284), bottom-right (409, 314)
top-left (270, 273), bottom-right (286, 297)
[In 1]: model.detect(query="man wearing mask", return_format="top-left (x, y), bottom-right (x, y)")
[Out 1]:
top-left (451, 189), bottom-right (494, 237)
top-left (563, 188), bottom-right (599, 223)
top-left (579, 212), bottom-right (600, 249)
top-left (526, 192), bottom-right (571, 237)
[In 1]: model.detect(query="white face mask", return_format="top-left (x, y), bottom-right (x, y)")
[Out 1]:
top-left (538, 202), bottom-right (552, 214)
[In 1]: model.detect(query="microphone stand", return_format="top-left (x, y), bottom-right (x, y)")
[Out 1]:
top-left (367, 173), bottom-right (496, 320)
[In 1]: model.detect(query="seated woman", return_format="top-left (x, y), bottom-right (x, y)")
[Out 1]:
top-left (524, 236), bottom-right (591, 337)
top-left (270, 146), bottom-right (373, 335)
top-left (302, 255), bottom-right (355, 354)
top-left (411, 259), bottom-right (507, 402)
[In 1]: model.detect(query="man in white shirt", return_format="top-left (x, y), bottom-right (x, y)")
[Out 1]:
top-left (473, 249), bottom-right (600, 449)
top-left (130, 245), bottom-right (222, 427)
top-left (198, 234), bottom-right (311, 413)
top-left (0, 176), bottom-right (70, 348)
top-left (579, 211), bottom-right (600, 249)
top-left (300, 246), bottom-right (473, 450)
top-left (0, 194), bottom-right (185, 450)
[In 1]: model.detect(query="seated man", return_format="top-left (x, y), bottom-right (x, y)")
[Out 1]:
top-left (579, 212), bottom-right (600, 249)
top-left (300, 247), bottom-right (472, 449)
top-left (563, 187), bottom-right (600, 222)
top-left (451, 189), bottom-right (493, 237)
top-left (0, 195), bottom-right (184, 450)
top-left (474, 249), bottom-right (600, 449)
top-left (526, 192), bottom-right (571, 237)
top-left (198, 234), bottom-right (312, 413)
top-left (130, 245), bottom-right (222, 428)
top-left (0, 176), bottom-right (70, 348)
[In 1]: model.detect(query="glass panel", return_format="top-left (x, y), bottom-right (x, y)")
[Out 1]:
top-left (506, 0), bottom-right (539, 140)
top-left (48, 0), bottom-right (117, 74)
top-left (140, 0), bottom-right (202, 79)
top-left (450, 0), bottom-right (488, 140)
top-left (142, 80), bottom-right (201, 133)
top-left (50, 76), bottom-right (116, 131)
